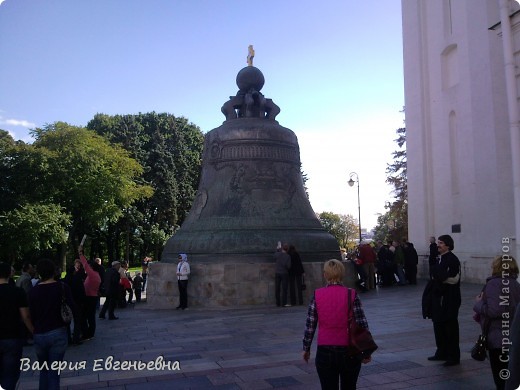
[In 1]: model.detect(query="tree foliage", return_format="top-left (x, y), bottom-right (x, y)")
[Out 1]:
top-left (373, 126), bottom-right (408, 243)
top-left (0, 122), bottom-right (153, 267)
top-left (318, 211), bottom-right (359, 249)
top-left (87, 112), bottom-right (204, 261)
top-left (0, 203), bottom-right (71, 263)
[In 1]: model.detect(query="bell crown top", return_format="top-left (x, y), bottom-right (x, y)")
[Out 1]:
top-left (220, 46), bottom-right (280, 121)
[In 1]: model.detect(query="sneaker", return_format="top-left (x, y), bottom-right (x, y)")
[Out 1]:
top-left (284, 304), bottom-right (292, 307)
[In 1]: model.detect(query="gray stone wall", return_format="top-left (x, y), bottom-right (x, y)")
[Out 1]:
top-left (145, 260), bottom-right (358, 309)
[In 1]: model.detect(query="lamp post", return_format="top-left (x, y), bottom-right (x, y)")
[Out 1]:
top-left (348, 172), bottom-right (362, 243)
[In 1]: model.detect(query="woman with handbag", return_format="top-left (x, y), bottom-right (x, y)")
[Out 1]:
top-left (29, 258), bottom-right (76, 390)
top-left (473, 255), bottom-right (520, 390)
top-left (302, 259), bottom-right (375, 389)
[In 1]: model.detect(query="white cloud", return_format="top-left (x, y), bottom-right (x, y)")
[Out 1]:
top-left (0, 117), bottom-right (36, 128)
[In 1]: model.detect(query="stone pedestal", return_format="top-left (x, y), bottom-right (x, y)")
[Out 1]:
top-left (145, 260), bottom-right (357, 309)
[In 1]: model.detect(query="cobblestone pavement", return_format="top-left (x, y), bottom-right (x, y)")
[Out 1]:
top-left (18, 281), bottom-right (498, 389)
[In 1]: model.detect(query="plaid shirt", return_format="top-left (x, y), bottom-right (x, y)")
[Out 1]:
top-left (303, 284), bottom-right (369, 352)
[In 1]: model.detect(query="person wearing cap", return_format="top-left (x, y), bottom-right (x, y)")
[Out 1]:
top-left (176, 254), bottom-right (190, 310)
top-left (99, 261), bottom-right (121, 320)
top-left (427, 234), bottom-right (461, 366)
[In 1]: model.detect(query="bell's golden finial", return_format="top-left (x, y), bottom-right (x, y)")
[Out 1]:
top-left (247, 45), bottom-right (255, 66)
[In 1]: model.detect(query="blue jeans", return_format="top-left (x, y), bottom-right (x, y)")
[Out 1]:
top-left (0, 338), bottom-right (23, 390)
top-left (33, 327), bottom-right (68, 390)
top-left (315, 346), bottom-right (362, 390)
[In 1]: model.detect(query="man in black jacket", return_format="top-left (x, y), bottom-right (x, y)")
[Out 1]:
top-left (427, 235), bottom-right (461, 366)
top-left (98, 261), bottom-right (121, 320)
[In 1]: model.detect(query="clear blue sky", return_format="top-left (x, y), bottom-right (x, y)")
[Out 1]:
top-left (0, 0), bottom-right (405, 230)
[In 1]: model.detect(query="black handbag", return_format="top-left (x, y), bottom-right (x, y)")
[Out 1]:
top-left (471, 318), bottom-right (490, 361)
top-left (471, 334), bottom-right (487, 361)
top-left (60, 283), bottom-right (73, 324)
top-left (347, 288), bottom-right (378, 356)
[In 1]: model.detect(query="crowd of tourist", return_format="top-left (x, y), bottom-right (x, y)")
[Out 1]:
top-left (0, 250), bottom-right (151, 390)
top-left (339, 239), bottom-right (419, 291)
top-left (2, 235), bottom-right (520, 390)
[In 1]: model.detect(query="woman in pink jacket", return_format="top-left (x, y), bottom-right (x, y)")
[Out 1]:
top-left (78, 245), bottom-right (101, 340)
top-left (303, 259), bottom-right (373, 389)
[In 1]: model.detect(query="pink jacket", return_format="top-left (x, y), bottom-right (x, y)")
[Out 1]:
top-left (79, 254), bottom-right (101, 297)
top-left (315, 285), bottom-right (351, 346)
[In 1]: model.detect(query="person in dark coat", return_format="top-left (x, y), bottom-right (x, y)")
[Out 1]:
top-left (0, 262), bottom-right (34, 390)
top-left (63, 261), bottom-right (86, 345)
top-left (98, 261), bottom-right (121, 320)
top-left (288, 245), bottom-right (305, 306)
top-left (30, 259), bottom-right (76, 390)
top-left (378, 242), bottom-right (395, 287)
top-left (427, 234), bottom-right (461, 366)
top-left (428, 236), bottom-right (439, 279)
top-left (404, 242), bottom-right (419, 285)
top-left (274, 243), bottom-right (291, 307)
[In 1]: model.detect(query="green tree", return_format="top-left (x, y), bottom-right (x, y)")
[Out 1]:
top-left (87, 112), bottom-right (204, 262)
top-left (0, 122), bottom-right (153, 266)
top-left (318, 211), bottom-right (358, 248)
top-left (0, 203), bottom-right (71, 264)
top-left (373, 126), bottom-right (408, 242)
top-left (0, 129), bottom-right (15, 150)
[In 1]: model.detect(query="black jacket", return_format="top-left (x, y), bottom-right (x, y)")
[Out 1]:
top-left (429, 242), bottom-right (439, 266)
top-left (428, 251), bottom-right (461, 322)
top-left (288, 250), bottom-right (305, 275)
top-left (104, 267), bottom-right (121, 297)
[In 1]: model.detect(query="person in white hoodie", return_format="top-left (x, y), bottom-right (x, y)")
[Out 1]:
top-left (176, 253), bottom-right (190, 310)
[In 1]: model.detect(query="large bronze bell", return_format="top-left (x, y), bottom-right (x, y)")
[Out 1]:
top-left (162, 61), bottom-right (340, 263)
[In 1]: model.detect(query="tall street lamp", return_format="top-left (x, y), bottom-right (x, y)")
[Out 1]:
top-left (348, 172), bottom-right (362, 243)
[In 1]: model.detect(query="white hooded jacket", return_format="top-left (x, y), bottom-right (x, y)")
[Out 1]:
top-left (177, 254), bottom-right (190, 281)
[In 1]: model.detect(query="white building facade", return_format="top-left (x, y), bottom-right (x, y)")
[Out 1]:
top-left (402, 0), bottom-right (520, 282)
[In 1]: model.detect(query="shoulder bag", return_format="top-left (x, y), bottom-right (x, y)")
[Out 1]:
top-left (60, 283), bottom-right (73, 324)
top-left (471, 288), bottom-right (491, 361)
top-left (347, 288), bottom-right (378, 356)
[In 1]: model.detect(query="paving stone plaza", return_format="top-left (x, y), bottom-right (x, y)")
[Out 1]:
top-left (18, 280), bottom-right (498, 389)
